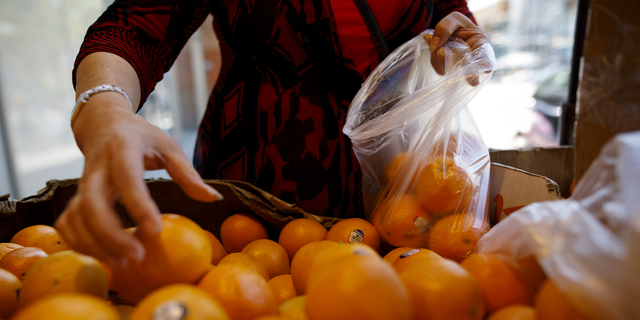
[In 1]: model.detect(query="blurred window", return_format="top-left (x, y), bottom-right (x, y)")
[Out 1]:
top-left (0, 0), bottom-right (216, 198)
top-left (468, 0), bottom-right (577, 149)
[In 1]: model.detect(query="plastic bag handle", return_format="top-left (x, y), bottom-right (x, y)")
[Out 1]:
top-left (353, 0), bottom-right (390, 59)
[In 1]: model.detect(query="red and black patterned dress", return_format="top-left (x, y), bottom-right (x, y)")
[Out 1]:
top-left (73, 0), bottom-right (475, 218)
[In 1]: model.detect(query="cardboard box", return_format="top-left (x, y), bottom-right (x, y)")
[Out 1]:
top-left (0, 154), bottom-right (564, 241)
top-left (0, 179), bottom-right (342, 242)
top-left (574, 0), bottom-right (640, 182)
top-left (488, 163), bottom-right (561, 225)
top-left (489, 147), bottom-right (574, 197)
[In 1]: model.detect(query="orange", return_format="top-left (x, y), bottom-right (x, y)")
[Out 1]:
top-left (217, 252), bottom-right (271, 281)
top-left (129, 284), bottom-right (230, 320)
top-left (0, 246), bottom-right (48, 281)
top-left (278, 295), bottom-right (309, 320)
top-left (290, 240), bottom-right (340, 295)
top-left (268, 274), bottom-right (297, 306)
top-left (306, 243), bottom-right (381, 291)
top-left (220, 213), bottom-right (269, 253)
top-left (390, 247), bottom-right (442, 274)
top-left (384, 152), bottom-right (405, 182)
top-left (123, 226), bottom-right (137, 235)
top-left (517, 255), bottom-right (546, 292)
top-left (11, 293), bottom-right (120, 320)
top-left (415, 155), bottom-right (473, 215)
top-left (278, 218), bottom-right (328, 261)
top-left (375, 194), bottom-right (431, 247)
top-left (203, 229), bottom-right (228, 265)
top-left (326, 218), bottom-right (381, 251)
top-left (398, 257), bottom-right (485, 320)
top-left (253, 316), bottom-right (288, 320)
top-left (0, 243), bottom-right (23, 260)
top-left (384, 152), bottom-right (415, 184)
top-left (460, 253), bottom-right (533, 313)
top-left (110, 263), bottom-right (153, 305)
top-left (242, 239), bottom-right (290, 278)
top-left (305, 254), bottom-right (412, 320)
top-left (487, 305), bottom-right (537, 320)
top-left (198, 264), bottom-right (278, 320)
top-left (534, 279), bottom-right (588, 320)
top-left (381, 246), bottom-right (419, 265)
top-left (0, 268), bottom-right (21, 319)
top-left (113, 304), bottom-right (135, 320)
top-left (10, 224), bottom-right (70, 254)
top-left (20, 250), bottom-right (109, 306)
top-left (428, 213), bottom-right (490, 262)
top-left (110, 214), bottom-right (213, 304)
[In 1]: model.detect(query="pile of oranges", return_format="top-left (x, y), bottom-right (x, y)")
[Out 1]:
top-left (0, 212), bottom-right (588, 320)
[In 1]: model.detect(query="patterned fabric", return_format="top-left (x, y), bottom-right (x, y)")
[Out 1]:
top-left (73, 0), bottom-right (475, 218)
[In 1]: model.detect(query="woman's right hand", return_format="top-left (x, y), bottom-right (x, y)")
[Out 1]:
top-left (54, 53), bottom-right (222, 268)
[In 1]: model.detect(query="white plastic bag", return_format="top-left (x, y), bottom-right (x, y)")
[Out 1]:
top-left (343, 30), bottom-right (497, 261)
top-left (476, 130), bottom-right (640, 320)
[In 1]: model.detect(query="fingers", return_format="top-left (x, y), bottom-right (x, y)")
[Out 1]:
top-left (425, 12), bottom-right (492, 86)
top-left (55, 169), bottom-right (144, 267)
top-left (110, 141), bottom-right (163, 240)
top-left (466, 74), bottom-right (480, 87)
top-left (431, 12), bottom-right (488, 52)
top-left (423, 34), bottom-right (446, 75)
top-left (451, 30), bottom-right (490, 51)
top-left (58, 196), bottom-right (126, 268)
top-left (55, 115), bottom-right (224, 270)
top-left (431, 12), bottom-right (472, 51)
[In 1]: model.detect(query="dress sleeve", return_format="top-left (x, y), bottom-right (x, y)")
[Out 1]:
top-left (72, 1), bottom-right (212, 109)
top-left (429, 0), bottom-right (477, 29)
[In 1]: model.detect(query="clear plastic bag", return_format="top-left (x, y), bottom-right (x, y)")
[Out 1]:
top-left (476, 130), bottom-right (640, 320)
top-left (343, 30), bottom-right (497, 261)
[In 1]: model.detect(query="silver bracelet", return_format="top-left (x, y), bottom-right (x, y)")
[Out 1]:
top-left (71, 84), bottom-right (132, 127)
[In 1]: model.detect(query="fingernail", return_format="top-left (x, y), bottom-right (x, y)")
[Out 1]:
top-left (423, 33), bottom-right (432, 43)
top-left (429, 36), bottom-right (440, 52)
top-left (208, 186), bottom-right (224, 201)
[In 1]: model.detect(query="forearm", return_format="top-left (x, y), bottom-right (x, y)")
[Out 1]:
top-left (73, 52), bottom-right (142, 154)
top-left (75, 51), bottom-right (141, 107)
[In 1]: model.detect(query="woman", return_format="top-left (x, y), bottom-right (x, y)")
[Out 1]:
top-left (55, 0), bottom-right (489, 267)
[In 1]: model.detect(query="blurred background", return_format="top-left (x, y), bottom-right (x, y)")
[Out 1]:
top-left (0, 0), bottom-right (577, 199)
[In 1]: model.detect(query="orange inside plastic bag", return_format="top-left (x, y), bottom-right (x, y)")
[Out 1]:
top-left (343, 30), bottom-right (497, 261)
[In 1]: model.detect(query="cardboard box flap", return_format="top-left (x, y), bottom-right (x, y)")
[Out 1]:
top-left (489, 147), bottom-right (574, 197)
top-left (0, 178), bottom-right (341, 242)
top-left (489, 163), bottom-right (561, 225)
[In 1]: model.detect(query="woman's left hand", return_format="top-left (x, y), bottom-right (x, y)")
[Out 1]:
top-left (424, 12), bottom-right (491, 85)
top-left (428, 12), bottom-right (490, 52)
